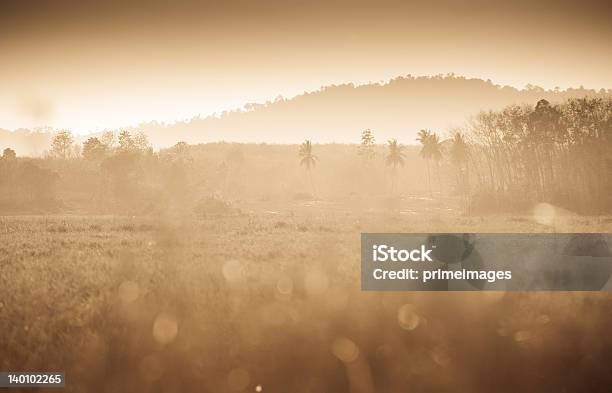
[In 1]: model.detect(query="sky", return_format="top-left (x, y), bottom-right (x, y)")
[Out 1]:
top-left (1, 0), bottom-right (611, 133)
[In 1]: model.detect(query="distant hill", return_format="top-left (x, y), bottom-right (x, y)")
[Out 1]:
top-left (115, 75), bottom-right (612, 146)
top-left (2, 75), bottom-right (611, 154)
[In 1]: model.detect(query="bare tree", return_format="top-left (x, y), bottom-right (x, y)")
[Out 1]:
top-left (464, 97), bottom-right (612, 213)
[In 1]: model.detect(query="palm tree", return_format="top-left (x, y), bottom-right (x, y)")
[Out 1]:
top-left (450, 132), bottom-right (470, 207)
top-left (429, 133), bottom-right (443, 192)
top-left (417, 129), bottom-right (443, 196)
top-left (385, 139), bottom-right (405, 194)
top-left (299, 140), bottom-right (317, 196)
top-left (417, 129), bottom-right (433, 196)
top-left (450, 132), bottom-right (468, 182)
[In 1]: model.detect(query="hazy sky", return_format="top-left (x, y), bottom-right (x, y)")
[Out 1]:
top-left (1, 0), bottom-right (611, 133)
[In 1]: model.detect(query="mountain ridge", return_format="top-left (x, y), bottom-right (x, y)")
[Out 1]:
top-left (2, 75), bottom-right (611, 155)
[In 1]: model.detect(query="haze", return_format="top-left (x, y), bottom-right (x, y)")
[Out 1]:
top-left (1, 0), bottom-right (611, 133)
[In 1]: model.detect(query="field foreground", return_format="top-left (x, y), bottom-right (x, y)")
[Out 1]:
top-left (1, 212), bottom-right (612, 392)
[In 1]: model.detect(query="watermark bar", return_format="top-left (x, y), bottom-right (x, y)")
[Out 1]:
top-left (0, 372), bottom-right (65, 388)
top-left (361, 233), bottom-right (612, 291)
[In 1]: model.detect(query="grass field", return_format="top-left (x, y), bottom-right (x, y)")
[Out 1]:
top-left (2, 209), bottom-right (612, 392)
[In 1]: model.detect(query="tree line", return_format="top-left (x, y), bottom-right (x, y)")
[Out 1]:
top-left (465, 97), bottom-right (611, 212)
top-left (298, 97), bottom-right (611, 213)
top-left (0, 130), bottom-right (155, 212)
top-left (1, 97), bottom-right (610, 214)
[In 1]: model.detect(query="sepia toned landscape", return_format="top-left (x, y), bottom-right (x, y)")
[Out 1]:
top-left (1, 1), bottom-right (612, 392)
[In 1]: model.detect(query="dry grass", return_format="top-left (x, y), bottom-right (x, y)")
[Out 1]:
top-left (1, 211), bottom-right (612, 392)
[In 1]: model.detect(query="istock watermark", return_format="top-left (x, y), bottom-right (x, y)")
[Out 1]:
top-left (361, 233), bottom-right (612, 291)
top-left (371, 244), bottom-right (433, 262)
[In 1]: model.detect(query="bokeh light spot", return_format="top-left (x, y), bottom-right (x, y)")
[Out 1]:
top-left (431, 346), bottom-right (451, 367)
top-left (514, 330), bottom-right (532, 343)
top-left (152, 312), bottom-right (179, 345)
top-left (398, 304), bottom-right (420, 330)
top-left (533, 203), bottom-right (556, 226)
top-left (331, 337), bottom-right (359, 363)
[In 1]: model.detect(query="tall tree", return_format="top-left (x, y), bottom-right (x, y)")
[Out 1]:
top-left (51, 130), bottom-right (74, 159)
top-left (299, 140), bottom-right (317, 196)
top-left (116, 130), bottom-right (150, 153)
top-left (82, 137), bottom-right (108, 161)
top-left (417, 129), bottom-right (433, 196)
top-left (385, 139), bottom-right (405, 194)
top-left (429, 133), bottom-right (443, 192)
top-left (358, 129), bottom-right (376, 163)
top-left (133, 132), bottom-right (151, 152)
top-left (118, 130), bottom-right (135, 152)
top-left (417, 129), bottom-right (443, 196)
top-left (450, 132), bottom-right (469, 205)
top-left (100, 131), bottom-right (116, 150)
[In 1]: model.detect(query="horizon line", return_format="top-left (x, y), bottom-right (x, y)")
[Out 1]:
top-left (3, 72), bottom-right (612, 136)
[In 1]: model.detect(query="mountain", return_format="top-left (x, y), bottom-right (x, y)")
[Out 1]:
top-left (126, 75), bottom-right (612, 147)
top-left (2, 75), bottom-right (611, 154)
